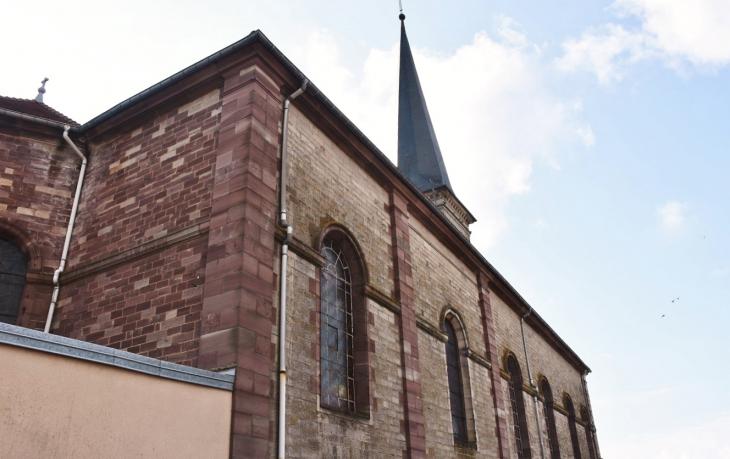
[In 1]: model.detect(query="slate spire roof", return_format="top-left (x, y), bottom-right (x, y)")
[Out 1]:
top-left (397, 15), bottom-right (452, 193)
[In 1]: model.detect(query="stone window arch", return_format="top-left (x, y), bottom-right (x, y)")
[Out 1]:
top-left (318, 226), bottom-right (370, 416)
top-left (540, 377), bottom-right (561, 459)
top-left (442, 310), bottom-right (476, 446)
top-left (0, 236), bottom-right (28, 324)
top-left (565, 395), bottom-right (582, 459)
top-left (506, 353), bottom-right (532, 459)
top-left (580, 407), bottom-right (597, 459)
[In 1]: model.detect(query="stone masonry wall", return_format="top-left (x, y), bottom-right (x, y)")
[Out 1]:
top-left (491, 292), bottom-right (590, 458)
top-left (283, 250), bottom-right (406, 458)
top-left (0, 129), bottom-right (79, 329)
top-left (52, 88), bottom-right (221, 365)
top-left (285, 107), bottom-right (393, 295)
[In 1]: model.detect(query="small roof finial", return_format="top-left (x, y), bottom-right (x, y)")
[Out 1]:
top-left (399, 0), bottom-right (405, 21)
top-left (35, 78), bottom-right (49, 103)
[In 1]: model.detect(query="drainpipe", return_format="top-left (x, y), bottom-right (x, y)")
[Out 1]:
top-left (520, 308), bottom-right (546, 459)
top-left (44, 126), bottom-right (87, 333)
top-left (278, 79), bottom-right (308, 459)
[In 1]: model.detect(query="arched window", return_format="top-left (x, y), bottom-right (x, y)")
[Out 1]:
top-left (319, 231), bottom-right (370, 416)
top-left (565, 395), bottom-right (582, 459)
top-left (507, 354), bottom-right (532, 459)
top-left (541, 378), bottom-right (561, 459)
top-left (0, 236), bottom-right (27, 325)
top-left (445, 320), bottom-right (467, 444)
top-left (580, 407), bottom-right (597, 459)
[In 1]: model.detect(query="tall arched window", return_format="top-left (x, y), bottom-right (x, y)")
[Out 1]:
top-left (0, 236), bottom-right (27, 325)
top-left (541, 378), bottom-right (561, 459)
top-left (319, 231), bottom-right (370, 416)
top-left (445, 320), bottom-right (467, 444)
top-left (320, 238), bottom-right (355, 412)
top-left (507, 355), bottom-right (532, 459)
top-left (580, 407), bottom-right (597, 459)
top-left (565, 395), bottom-right (582, 459)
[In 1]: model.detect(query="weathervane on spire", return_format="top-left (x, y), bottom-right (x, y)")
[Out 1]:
top-left (35, 78), bottom-right (49, 103)
top-left (399, 0), bottom-right (405, 21)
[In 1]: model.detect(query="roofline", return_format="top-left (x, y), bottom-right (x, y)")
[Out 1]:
top-left (0, 107), bottom-right (76, 131)
top-left (2, 29), bottom-right (590, 373)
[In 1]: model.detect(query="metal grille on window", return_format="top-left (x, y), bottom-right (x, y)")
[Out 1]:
top-left (320, 238), bottom-right (355, 412)
top-left (508, 374), bottom-right (526, 459)
top-left (444, 321), bottom-right (467, 444)
top-left (0, 237), bottom-right (27, 324)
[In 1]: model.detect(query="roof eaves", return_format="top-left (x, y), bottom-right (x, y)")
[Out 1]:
top-left (71, 30), bottom-right (590, 373)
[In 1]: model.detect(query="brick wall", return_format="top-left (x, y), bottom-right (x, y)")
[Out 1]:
top-left (0, 127), bottom-right (79, 329)
top-left (51, 88), bottom-right (221, 367)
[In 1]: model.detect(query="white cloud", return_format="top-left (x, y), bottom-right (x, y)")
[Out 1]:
top-left (557, 0), bottom-right (730, 83)
top-left (656, 201), bottom-right (688, 231)
top-left (536, 219), bottom-right (550, 231)
top-left (293, 22), bottom-right (592, 250)
top-left (556, 24), bottom-right (648, 84)
top-left (603, 411), bottom-right (730, 459)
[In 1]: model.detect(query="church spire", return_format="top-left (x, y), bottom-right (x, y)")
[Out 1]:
top-left (396, 13), bottom-right (476, 239)
top-left (397, 14), bottom-right (452, 194)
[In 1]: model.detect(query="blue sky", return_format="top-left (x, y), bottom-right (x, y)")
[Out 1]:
top-left (4, 1), bottom-right (730, 456)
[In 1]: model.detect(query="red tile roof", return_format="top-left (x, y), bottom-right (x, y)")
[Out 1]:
top-left (0, 96), bottom-right (78, 126)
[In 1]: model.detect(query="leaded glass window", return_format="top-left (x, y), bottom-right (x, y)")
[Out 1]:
top-left (320, 238), bottom-right (355, 412)
top-left (542, 379), bottom-right (561, 459)
top-left (0, 237), bottom-right (27, 324)
top-left (508, 355), bottom-right (531, 459)
top-left (566, 396), bottom-right (582, 459)
top-left (445, 321), bottom-right (467, 444)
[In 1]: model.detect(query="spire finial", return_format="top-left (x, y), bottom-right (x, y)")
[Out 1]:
top-left (399, 0), bottom-right (405, 21)
top-left (35, 78), bottom-right (49, 103)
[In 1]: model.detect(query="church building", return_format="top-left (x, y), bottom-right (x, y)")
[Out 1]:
top-left (0, 15), bottom-right (601, 459)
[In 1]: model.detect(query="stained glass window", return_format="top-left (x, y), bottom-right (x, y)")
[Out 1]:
top-left (320, 238), bottom-right (355, 412)
top-left (0, 237), bottom-right (27, 324)
top-left (566, 396), bottom-right (582, 459)
top-left (445, 321), bottom-right (468, 444)
top-left (542, 379), bottom-right (561, 459)
top-left (507, 355), bottom-right (531, 459)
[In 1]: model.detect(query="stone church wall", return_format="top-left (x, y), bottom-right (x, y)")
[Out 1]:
top-left (280, 103), bottom-right (408, 457)
top-left (0, 127), bottom-right (79, 329)
top-left (491, 290), bottom-right (591, 458)
top-left (52, 88), bottom-right (222, 366)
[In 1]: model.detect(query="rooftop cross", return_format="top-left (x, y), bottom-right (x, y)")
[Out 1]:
top-left (35, 78), bottom-right (49, 103)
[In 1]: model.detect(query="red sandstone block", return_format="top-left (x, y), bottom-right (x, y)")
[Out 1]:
top-left (231, 435), bottom-right (269, 459)
top-left (236, 349), bottom-right (270, 377)
top-left (234, 392), bottom-right (270, 418)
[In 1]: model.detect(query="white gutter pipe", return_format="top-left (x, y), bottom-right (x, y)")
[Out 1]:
top-left (520, 308), bottom-right (546, 459)
top-left (278, 79), bottom-right (308, 459)
top-left (44, 126), bottom-right (87, 333)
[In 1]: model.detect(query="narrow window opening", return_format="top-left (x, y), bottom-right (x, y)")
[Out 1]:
top-left (581, 407), bottom-right (597, 459)
top-left (444, 320), bottom-right (468, 445)
top-left (320, 238), bottom-right (355, 412)
top-left (566, 396), bottom-right (582, 459)
top-left (507, 355), bottom-right (532, 459)
top-left (542, 379), bottom-right (561, 459)
top-left (0, 236), bottom-right (27, 325)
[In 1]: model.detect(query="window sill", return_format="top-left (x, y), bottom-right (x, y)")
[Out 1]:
top-left (317, 402), bottom-right (372, 425)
